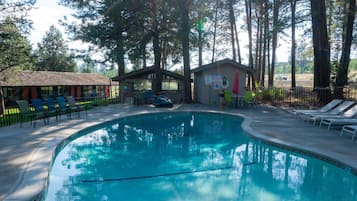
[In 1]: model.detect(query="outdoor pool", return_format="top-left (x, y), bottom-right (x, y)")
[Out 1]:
top-left (43, 112), bottom-right (357, 201)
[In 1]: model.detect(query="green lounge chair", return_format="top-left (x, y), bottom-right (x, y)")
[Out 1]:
top-left (16, 100), bottom-right (44, 128)
top-left (66, 96), bottom-right (87, 118)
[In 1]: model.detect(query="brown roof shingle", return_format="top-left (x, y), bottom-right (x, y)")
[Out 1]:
top-left (0, 71), bottom-right (110, 86)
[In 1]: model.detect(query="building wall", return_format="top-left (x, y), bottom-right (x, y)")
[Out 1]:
top-left (2, 85), bottom-right (112, 106)
top-left (194, 64), bottom-right (247, 105)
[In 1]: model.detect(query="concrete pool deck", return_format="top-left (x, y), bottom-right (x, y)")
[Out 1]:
top-left (1, 103), bottom-right (357, 200)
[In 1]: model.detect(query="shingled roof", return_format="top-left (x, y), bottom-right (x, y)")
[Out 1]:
top-left (0, 71), bottom-right (110, 86)
top-left (111, 66), bottom-right (186, 81)
top-left (191, 58), bottom-right (253, 73)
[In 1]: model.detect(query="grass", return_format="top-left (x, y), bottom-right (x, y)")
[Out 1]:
top-left (0, 97), bottom-right (121, 127)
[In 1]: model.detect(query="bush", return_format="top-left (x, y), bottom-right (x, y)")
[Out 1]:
top-left (244, 91), bottom-right (256, 103)
top-left (257, 88), bottom-right (284, 101)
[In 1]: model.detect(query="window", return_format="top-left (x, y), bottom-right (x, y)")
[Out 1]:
top-left (83, 86), bottom-right (91, 97)
top-left (162, 80), bottom-right (178, 91)
top-left (63, 86), bottom-right (70, 96)
top-left (40, 87), bottom-right (53, 98)
top-left (134, 80), bottom-right (152, 91)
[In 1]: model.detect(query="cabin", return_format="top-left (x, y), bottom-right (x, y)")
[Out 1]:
top-left (111, 67), bottom-right (186, 104)
top-left (0, 71), bottom-right (112, 106)
top-left (191, 59), bottom-right (253, 105)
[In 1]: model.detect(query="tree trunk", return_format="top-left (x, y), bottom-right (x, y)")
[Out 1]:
top-left (116, 24), bottom-right (126, 103)
top-left (255, 4), bottom-right (264, 86)
top-left (229, 0), bottom-right (236, 61)
top-left (233, 21), bottom-right (242, 63)
top-left (211, 0), bottom-right (219, 63)
top-left (267, 34), bottom-right (271, 87)
top-left (142, 42), bottom-right (147, 68)
top-left (255, 13), bottom-right (261, 82)
top-left (161, 37), bottom-right (168, 70)
top-left (198, 29), bottom-right (203, 67)
top-left (291, 0), bottom-right (296, 89)
top-left (310, 0), bottom-right (331, 103)
top-left (0, 86), bottom-right (4, 117)
top-left (335, 0), bottom-right (356, 98)
top-left (269, 0), bottom-right (280, 88)
top-left (261, 0), bottom-right (269, 88)
top-left (180, 0), bottom-right (192, 103)
top-left (245, 0), bottom-right (255, 90)
top-left (153, 30), bottom-right (162, 94)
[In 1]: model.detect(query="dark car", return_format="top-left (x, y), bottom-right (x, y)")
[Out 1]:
top-left (153, 95), bottom-right (173, 108)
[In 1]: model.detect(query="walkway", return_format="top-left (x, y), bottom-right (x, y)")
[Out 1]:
top-left (1, 104), bottom-right (357, 200)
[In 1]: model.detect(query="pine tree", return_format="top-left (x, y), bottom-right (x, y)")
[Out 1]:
top-left (35, 25), bottom-right (77, 72)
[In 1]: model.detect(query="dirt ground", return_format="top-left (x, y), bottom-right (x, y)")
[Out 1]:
top-left (266, 73), bottom-right (314, 88)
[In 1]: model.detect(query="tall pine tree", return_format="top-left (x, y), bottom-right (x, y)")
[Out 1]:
top-left (35, 25), bottom-right (76, 72)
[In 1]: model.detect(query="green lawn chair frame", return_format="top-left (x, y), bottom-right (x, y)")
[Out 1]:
top-left (16, 100), bottom-right (44, 128)
top-left (65, 96), bottom-right (87, 118)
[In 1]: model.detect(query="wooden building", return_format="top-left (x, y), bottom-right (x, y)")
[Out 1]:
top-left (191, 59), bottom-right (253, 105)
top-left (112, 67), bottom-right (186, 103)
top-left (0, 71), bottom-right (111, 106)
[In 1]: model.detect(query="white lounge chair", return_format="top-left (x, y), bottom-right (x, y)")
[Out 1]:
top-left (340, 125), bottom-right (357, 140)
top-left (320, 118), bottom-right (357, 130)
top-left (302, 101), bottom-right (355, 125)
top-left (292, 99), bottom-right (343, 117)
top-left (319, 104), bottom-right (357, 129)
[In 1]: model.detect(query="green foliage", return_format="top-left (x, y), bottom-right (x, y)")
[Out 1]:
top-left (330, 60), bottom-right (339, 86)
top-left (244, 91), bottom-right (256, 103)
top-left (35, 26), bottom-right (77, 72)
top-left (256, 88), bottom-right (284, 101)
top-left (349, 59), bottom-right (357, 71)
top-left (0, 17), bottom-right (34, 72)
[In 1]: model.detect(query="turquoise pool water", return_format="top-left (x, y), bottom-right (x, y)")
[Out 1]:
top-left (44, 112), bottom-right (357, 201)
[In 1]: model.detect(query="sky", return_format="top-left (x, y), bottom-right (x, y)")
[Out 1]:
top-left (29, 0), bottom-right (74, 46)
top-left (28, 0), bottom-right (290, 64)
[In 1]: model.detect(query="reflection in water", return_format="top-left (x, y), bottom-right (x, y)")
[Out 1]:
top-left (44, 112), bottom-right (357, 201)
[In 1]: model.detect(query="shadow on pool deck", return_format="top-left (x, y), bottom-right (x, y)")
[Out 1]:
top-left (1, 103), bottom-right (357, 200)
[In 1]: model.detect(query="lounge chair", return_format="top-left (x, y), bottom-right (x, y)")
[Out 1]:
top-left (31, 98), bottom-right (52, 125)
top-left (320, 118), bottom-right (357, 130)
top-left (43, 97), bottom-right (59, 123)
top-left (301, 101), bottom-right (355, 125)
top-left (292, 99), bottom-right (343, 116)
top-left (56, 96), bottom-right (71, 120)
top-left (66, 96), bottom-right (87, 117)
top-left (16, 100), bottom-right (37, 127)
top-left (340, 125), bottom-right (357, 140)
top-left (318, 104), bottom-right (357, 129)
top-left (16, 100), bottom-right (46, 127)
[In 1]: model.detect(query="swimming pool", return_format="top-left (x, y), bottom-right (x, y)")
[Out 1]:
top-left (43, 112), bottom-right (357, 201)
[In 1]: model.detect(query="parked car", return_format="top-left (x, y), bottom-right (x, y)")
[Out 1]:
top-left (153, 95), bottom-right (173, 108)
top-left (277, 74), bottom-right (288, 80)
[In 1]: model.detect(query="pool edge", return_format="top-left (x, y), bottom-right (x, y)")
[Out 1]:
top-left (4, 106), bottom-right (357, 201)
top-left (241, 117), bottom-right (357, 176)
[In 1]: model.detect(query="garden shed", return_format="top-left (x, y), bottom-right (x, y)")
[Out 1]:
top-left (191, 59), bottom-right (253, 105)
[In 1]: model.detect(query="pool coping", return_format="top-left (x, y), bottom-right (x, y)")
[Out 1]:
top-left (2, 104), bottom-right (357, 200)
top-left (241, 118), bottom-right (356, 173)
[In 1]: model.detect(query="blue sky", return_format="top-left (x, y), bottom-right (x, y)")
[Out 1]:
top-left (28, 0), bottom-right (291, 63)
top-left (29, 0), bottom-right (73, 46)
